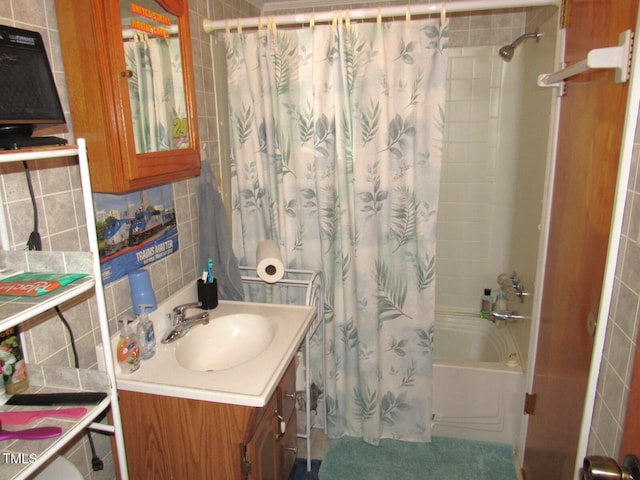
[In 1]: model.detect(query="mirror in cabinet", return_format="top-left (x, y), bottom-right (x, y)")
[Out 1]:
top-left (56, 0), bottom-right (200, 193)
top-left (120, 0), bottom-right (188, 155)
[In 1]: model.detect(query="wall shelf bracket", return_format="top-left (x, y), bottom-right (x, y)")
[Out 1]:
top-left (538, 29), bottom-right (634, 94)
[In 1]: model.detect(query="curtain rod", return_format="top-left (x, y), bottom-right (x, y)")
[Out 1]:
top-left (203, 0), bottom-right (559, 33)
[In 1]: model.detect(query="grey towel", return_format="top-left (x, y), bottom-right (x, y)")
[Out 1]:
top-left (197, 160), bottom-right (244, 300)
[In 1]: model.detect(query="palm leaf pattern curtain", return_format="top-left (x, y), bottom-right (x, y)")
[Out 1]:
top-left (224, 17), bottom-right (447, 444)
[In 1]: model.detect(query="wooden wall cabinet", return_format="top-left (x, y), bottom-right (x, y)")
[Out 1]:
top-left (55, 0), bottom-right (200, 193)
top-left (118, 359), bottom-right (298, 479)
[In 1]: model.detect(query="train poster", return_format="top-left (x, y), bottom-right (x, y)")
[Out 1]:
top-left (94, 184), bottom-right (178, 284)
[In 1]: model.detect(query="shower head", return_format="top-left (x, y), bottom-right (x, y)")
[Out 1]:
top-left (498, 44), bottom-right (517, 61)
top-left (498, 28), bottom-right (542, 61)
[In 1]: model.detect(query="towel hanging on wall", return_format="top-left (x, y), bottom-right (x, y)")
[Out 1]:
top-left (197, 160), bottom-right (244, 300)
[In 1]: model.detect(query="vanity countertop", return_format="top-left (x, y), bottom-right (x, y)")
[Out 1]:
top-left (113, 283), bottom-right (315, 407)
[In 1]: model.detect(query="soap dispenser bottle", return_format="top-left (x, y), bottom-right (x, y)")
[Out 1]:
top-left (117, 318), bottom-right (140, 374)
top-left (136, 304), bottom-right (156, 360)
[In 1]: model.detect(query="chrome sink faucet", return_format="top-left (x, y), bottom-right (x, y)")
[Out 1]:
top-left (161, 302), bottom-right (210, 343)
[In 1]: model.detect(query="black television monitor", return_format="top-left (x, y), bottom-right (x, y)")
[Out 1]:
top-left (0, 24), bottom-right (67, 150)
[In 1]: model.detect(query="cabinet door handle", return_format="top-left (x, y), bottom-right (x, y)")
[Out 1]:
top-left (120, 69), bottom-right (133, 78)
top-left (284, 446), bottom-right (297, 455)
top-left (275, 413), bottom-right (286, 439)
top-left (284, 392), bottom-right (296, 401)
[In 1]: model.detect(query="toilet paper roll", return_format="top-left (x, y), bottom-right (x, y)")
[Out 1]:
top-left (256, 240), bottom-right (284, 284)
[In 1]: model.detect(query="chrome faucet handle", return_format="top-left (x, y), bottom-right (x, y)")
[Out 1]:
top-left (161, 310), bottom-right (210, 344)
top-left (184, 310), bottom-right (210, 324)
top-left (172, 302), bottom-right (203, 324)
top-left (172, 302), bottom-right (203, 315)
top-left (497, 271), bottom-right (529, 303)
top-left (511, 279), bottom-right (529, 303)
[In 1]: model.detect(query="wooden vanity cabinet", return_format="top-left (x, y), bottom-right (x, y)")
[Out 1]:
top-left (277, 356), bottom-right (298, 477)
top-left (244, 358), bottom-right (298, 479)
top-left (244, 392), bottom-right (279, 479)
top-left (55, 0), bottom-right (200, 193)
top-left (118, 359), bottom-right (298, 479)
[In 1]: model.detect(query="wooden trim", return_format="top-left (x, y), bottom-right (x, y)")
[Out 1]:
top-left (155, 0), bottom-right (185, 16)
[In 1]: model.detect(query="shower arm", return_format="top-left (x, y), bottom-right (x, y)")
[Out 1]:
top-left (498, 28), bottom-right (541, 61)
top-left (509, 31), bottom-right (540, 49)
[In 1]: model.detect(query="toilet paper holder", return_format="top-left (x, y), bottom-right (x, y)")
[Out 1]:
top-left (255, 240), bottom-right (285, 284)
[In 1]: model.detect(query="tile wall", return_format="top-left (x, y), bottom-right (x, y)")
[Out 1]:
top-left (438, 45), bottom-right (516, 311)
top-left (588, 113), bottom-right (640, 457)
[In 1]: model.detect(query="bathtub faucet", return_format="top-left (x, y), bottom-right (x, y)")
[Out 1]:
top-left (488, 310), bottom-right (527, 323)
top-left (497, 271), bottom-right (530, 303)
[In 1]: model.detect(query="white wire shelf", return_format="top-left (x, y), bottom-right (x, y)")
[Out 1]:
top-left (1, 392), bottom-right (111, 480)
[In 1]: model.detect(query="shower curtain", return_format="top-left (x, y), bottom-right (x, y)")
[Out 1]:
top-left (224, 16), bottom-right (447, 444)
top-left (124, 33), bottom-right (187, 153)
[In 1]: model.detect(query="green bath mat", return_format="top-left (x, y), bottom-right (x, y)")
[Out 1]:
top-left (318, 436), bottom-right (518, 480)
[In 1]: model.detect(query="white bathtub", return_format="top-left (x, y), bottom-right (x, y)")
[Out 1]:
top-left (432, 312), bottom-right (525, 446)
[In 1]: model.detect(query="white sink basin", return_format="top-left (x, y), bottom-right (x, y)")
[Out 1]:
top-left (113, 286), bottom-right (316, 406)
top-left (175, 313), bottom-right (275, 372)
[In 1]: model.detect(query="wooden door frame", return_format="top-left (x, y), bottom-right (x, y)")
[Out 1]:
top-left (573, 6), bottom-right (640, 476)
top-left (516, 20), bottom-right (564, 469)
top-left (518, 6), bottom-right (640, 476)
top-left (517, 3), bottom-right (640, 477)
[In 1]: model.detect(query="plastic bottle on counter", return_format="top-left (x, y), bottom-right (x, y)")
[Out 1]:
top-left (117, 318), bottom-right (140, 374)
top-left (480, 288), bottom-right (492, 319)
top-left (495, 291), bottom-right (507, 311)
top-left (136, 305), bottom-right (156, 361)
